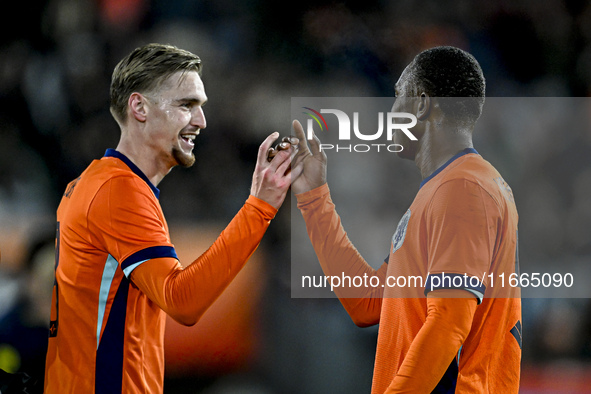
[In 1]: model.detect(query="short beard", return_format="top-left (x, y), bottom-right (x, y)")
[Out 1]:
top-left (172, 146), bottom-right (196, 168)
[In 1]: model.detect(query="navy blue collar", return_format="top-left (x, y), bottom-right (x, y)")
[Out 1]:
top-left (419, 148), bottom-right (478, 189)
top-left (104, 149), bottom-right (160, 199)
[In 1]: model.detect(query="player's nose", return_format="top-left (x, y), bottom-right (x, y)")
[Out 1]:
top-left (191, 107), bottom-right (206, 130)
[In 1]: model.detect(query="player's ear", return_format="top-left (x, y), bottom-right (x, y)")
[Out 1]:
top-left (417, 92), bottom-right (431, 121)
top-left (128, 93), bottom-right (148, 122)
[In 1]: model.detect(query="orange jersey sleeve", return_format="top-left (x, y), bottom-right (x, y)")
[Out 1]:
top-left (385, 290), bottom-right (477, 393)
top-left (130, 195), bottom-right (277, 326)
top-left (296, 183), bottom-right (387, 327)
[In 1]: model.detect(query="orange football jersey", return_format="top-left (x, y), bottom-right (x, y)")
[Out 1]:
top-left (297, 148), bottom-right (521, 393)
top-left (45, 149), bottom-right (177, 393)
top-left (45, 149), bottom-right (277, 393)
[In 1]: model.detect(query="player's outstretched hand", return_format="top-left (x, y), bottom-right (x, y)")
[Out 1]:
top-left (290, 120), bottom-right (327, 195)
top-left (250, 132), bottom-right (302, 210)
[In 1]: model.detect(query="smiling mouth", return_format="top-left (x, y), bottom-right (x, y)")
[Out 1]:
top-left (180, 131), bottom-right (199, 145)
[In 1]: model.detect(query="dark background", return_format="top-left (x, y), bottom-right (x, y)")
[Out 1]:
top-left (1, 0), bottom-right (591, 392)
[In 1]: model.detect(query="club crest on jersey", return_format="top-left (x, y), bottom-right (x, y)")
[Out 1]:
top-left (392, 209), bottom-right (411, 253)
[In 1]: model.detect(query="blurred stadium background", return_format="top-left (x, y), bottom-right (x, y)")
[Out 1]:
top-left (1, 0), bottom-right (591, 392)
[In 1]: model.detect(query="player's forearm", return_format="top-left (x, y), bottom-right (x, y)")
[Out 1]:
top-left (385, 292), bottom-right (477, 393)
top-left (175, 195), bottom-right (276, 323)
top-left (296, 183), bottom-right (384, 326)
top-left (133, 195), bottom-right (276, 325)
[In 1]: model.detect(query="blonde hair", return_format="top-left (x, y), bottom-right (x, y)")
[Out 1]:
top-left (110, 43), bottom-right (202, 123)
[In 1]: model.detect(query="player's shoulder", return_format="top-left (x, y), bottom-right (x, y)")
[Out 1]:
top-left (72, 157), bottom-right (154, 201)
top-left (97, 158), bottom-right (157, 197)
top-left (441, 154), bottom-right (514, 206)
top-left (445, 153), bottom-right (498, 181)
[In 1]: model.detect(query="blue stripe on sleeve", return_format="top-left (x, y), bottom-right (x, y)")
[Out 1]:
top-left (121, 246), bottom-right (178, 277)
top-left (424, 273), bottom-right (485, 304)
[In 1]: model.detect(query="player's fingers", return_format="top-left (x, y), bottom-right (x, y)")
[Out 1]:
top-left (292, 120), bottom-right (310, 153)
top-left (308, 128), bottom-right (323, 157)
top-left (285, 135), bottom-right (299, 145)
top-left (291, 137), bottom-right (311, 170)
top-left (289, 157), bottom-right (304, 181)
top-left (258, 132), bottom-right (279, 164)
top-left (277, 141), bottom-right (290, 151)
top-left (267, 144), bottom-right (291, 171)
top-left (267, 147), bottom-right (278, 162)
top-left (268, 139), bottom-right (295, 162)
top-left (289, 140), bottom-right (299, 160)
top-left (276, 146), bottom-right (293, 176)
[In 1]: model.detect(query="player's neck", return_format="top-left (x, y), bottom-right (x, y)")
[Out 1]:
top-left (115, 137), bottom-right (171, 187)
top-left (415, 125), bottom-right (474, 180)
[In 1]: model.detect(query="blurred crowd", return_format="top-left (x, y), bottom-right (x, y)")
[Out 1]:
top-left (1, 0), bottom-right (591, 392)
